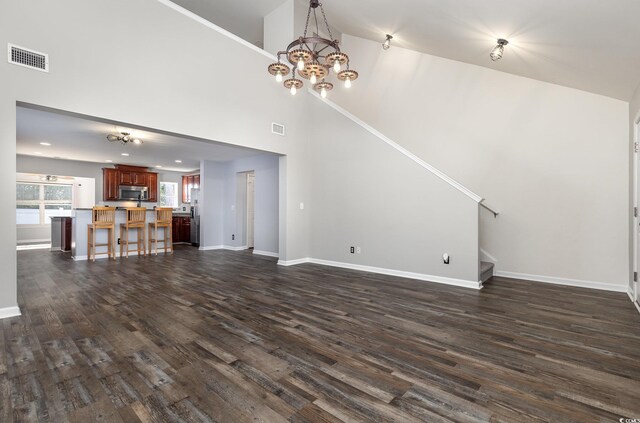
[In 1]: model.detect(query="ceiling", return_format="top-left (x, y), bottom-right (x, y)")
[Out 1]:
top-left (16, 107), bottom-right (269, 172)
top-left (172, 0), bottom-right (640, 101)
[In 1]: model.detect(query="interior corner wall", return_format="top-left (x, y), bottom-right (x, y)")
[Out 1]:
top-left (307, 96), bottom-right (480, 283)
top-left (0, 99), bottom-right (17, 310)
top-left (629, 83), bottom-right (640, 293)
top-left (200, 160), bottom-right (225, 248)
top-left (330, 34), bottom-right (630, 289)
top-left (263, 1), bottom-right (294, 57)
top-left (223, 154), bottom-right (280, 254)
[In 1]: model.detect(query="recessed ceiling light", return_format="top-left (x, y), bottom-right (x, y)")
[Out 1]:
top-left (121, 153), bottom-right (129, 157)
top-left (155, 165), bottom-right (163, 168)
top-left (105, 159), bottom-right (113, 163)
top-left (175, 160), bottom-right (182, 163)
top-left (39, 142), bottom-right (51, 146)
top-left (34, 152), bottom-right (42, 155)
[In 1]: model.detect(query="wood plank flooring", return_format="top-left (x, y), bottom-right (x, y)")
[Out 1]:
top-left (2, 246), bottom-right (640, 422)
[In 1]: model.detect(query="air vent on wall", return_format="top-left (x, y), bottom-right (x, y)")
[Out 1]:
top-left (272, 122), bottom-right (285, 136)
top-left (8, 43), bottom-right (49, 72)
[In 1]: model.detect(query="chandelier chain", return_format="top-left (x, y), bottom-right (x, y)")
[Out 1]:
top-left (319, 4), bottom-right (334, 41)
top-left (303, 4), bottom-right (313, 38)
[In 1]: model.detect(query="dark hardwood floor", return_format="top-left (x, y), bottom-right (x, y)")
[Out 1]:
top-left (3, 247), bottom-right (640, 422)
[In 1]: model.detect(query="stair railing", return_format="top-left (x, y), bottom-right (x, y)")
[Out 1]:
top-left (480, 202), bottom-right (499, 218)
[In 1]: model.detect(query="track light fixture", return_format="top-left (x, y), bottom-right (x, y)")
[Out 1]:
top-left (490, 38), bottom-right (509, 61)
top-left (382, 34), bottom-right (393, 50)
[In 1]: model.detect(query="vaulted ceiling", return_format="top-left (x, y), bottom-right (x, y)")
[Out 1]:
top-left (171, 0), bottom-right (640, 101)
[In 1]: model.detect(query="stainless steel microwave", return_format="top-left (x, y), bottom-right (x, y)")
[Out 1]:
top-left (119, 185), bottom-right (148, 201)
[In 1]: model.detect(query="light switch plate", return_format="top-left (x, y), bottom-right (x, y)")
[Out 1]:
top-left (299, 202), bottom-right (304, 210)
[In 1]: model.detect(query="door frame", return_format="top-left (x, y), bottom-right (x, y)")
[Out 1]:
top-left (634, 117), bottom-right (640, 304)
top-left (246, 171), bottom-right (255, 249)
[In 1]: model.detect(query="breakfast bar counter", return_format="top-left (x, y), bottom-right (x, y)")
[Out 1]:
top-left (71, 208), bottom-right (163, 260)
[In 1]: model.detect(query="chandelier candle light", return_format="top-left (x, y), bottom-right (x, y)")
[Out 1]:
top-left (267, 0), bottom-right (358, 96)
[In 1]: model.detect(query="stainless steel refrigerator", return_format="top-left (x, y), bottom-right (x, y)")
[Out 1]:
top-left (190, 188), bottom-right (200, 246)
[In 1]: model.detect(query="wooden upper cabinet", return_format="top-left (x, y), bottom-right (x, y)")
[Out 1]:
top-left (147, 173), bottom-right (158, 202)
top-left (103, 168), bottom-right (119, 201)
top-left (119, 171), bottom-right (133, 185)
top-left (102, 165), bottom-right (159, 202)
top-left (182, 174), bottom-right (200, 203)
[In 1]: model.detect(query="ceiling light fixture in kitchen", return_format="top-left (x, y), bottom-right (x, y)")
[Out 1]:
top-left (267, 0), bottom-right (358, 96)
top-left (107, 131), bottom-right (143, 145)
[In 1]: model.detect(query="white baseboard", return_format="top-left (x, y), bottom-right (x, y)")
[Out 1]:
top-left (17, 243), bottom-right (51, 251)
top-left (277, 257), bottom-right (481, 289)
top-left (252, 250), bottom-right (279, 258)
top-left (0, 306), bottom-right (21, 319)
top-left (629, 288), bottom-right (640, 315)
top-left (17, 238), bottom-right (50, 244)
top-left (308, 258), bottom-right (482, 290)
top-left (494, 270), bottom-right (627, 293)
top-left (199, 245), bottom-right (224, 251)
top-left (223, 245), bottom-right (248, 251)
top-left (278, 258), bottom-right (311, 266)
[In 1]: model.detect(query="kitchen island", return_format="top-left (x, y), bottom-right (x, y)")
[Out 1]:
top-left (71, 208), bottom-right (164, 260)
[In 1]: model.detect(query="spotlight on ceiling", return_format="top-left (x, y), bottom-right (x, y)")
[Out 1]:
top-left (382, 34), bottom-right (393, 50)
top-left (490, 38), bottom-right (509, 61)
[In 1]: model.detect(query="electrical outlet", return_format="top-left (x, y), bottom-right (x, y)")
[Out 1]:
top-left (232, 234), bottom-right (235, 240)
top-left (117, 238), bottom-right (121, 245)
top-left (443, 253), bottom-right (450, 264)
top-left (350, 246), bottom-right (355, 254)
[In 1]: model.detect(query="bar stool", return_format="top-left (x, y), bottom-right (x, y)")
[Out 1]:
top-left (87, 206), bottom-right (116, 261)
top-left (148, 207), bottom-right (173, 255)
top-left (120, 208), bottom-right (147, 258)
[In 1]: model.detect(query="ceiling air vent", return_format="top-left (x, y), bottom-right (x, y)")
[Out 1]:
top-left (272, 122), bottom-right (285, 136)
top-left (8, 43), bottom-right (49, 72)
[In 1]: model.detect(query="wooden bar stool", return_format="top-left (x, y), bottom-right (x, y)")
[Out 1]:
top-left (120, 208), bottom-right (147, 258)
top-left (87, 206), bottom-right (116, 261)
top-left (148, 207), bottom-right (173, 255)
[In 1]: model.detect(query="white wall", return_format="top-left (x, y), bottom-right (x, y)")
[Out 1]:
top-left (330, 34), bottom-right (630, 290)
top-left (629, 83), bottom-right (640, 294)
top-left (222, 154), bottom-right (280, 254)
top-left (263, 1), bottom-right (294, 57)
top-left (199, 160), bottom-right (225, 248)
top-left (307, 96), bottom-right (480, 283)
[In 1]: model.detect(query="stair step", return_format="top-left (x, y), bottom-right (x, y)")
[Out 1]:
top-left (480, 261), bottom-right (494, 273)
top-left (480, 261), bottom-right (495, 283)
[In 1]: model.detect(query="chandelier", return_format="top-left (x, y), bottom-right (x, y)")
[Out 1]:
top-left (267, 0), bottom-right (358, 97)
top-left (106, 132), bottom-right (142, 145)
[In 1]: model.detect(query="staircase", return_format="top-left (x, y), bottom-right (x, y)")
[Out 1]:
top-left (480, 261), bottom-right (494, 283)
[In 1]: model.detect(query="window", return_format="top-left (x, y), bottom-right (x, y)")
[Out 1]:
top-left (160, 182), bottom-right (178, 208)
top-left (16, 182), bottom-right (72, 225)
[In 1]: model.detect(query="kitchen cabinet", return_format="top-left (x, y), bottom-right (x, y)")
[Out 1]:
top-left (147, 173), bottom-right (158, 202)
top-left (172, 216), bottom-right (191, 243)
top-left (182, 174), bottom-right (200, 203)
top-left (120, 170), bottom-right (147, 186)
top-left (102, 165), bottom-right (158, 201)
top-left (103, 168), bottom-right (119, 201)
